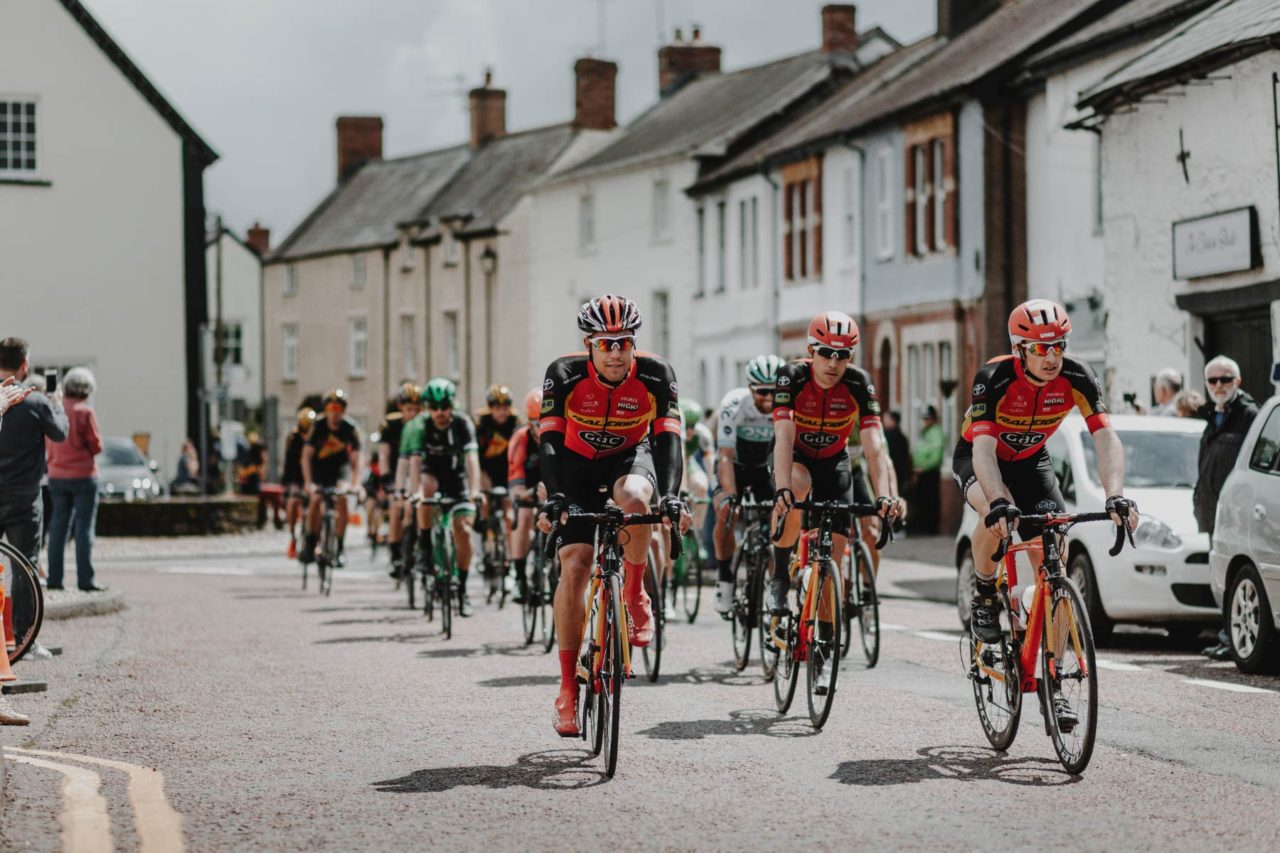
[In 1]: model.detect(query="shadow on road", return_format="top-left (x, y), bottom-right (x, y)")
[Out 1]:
top-left (372, 749), bottom-right (607, 792)
top-left (478, 674), bottom-right (560, 688)
top-left (629, 664), bottom-right (766, 689)
top-left (316, 632), bottom-right (443, 645)
top-left (320, 615), bottom-right (425, 627)
top-left (638, 708), bottom-right (817, 740)
top-left (831, 745), bottom-right (1079, 787)
top-left (418, 642), bottom-right (545, 659)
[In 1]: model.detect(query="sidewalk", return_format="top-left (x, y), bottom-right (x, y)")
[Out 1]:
top-left (43, 586), bottom-right (125, 620)
top-left (877, 534), bottom-right (957, 606)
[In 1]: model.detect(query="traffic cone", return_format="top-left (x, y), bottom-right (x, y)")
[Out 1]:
top-left (0, 567), bottom-right (17, 682)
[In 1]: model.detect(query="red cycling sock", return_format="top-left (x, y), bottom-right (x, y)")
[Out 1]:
top-left (558, 649), bottom-right (577, 689)
top-left (623, 560), bottom-right (647, 597)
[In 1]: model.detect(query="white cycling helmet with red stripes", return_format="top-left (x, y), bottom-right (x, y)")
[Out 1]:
top-left (1008, 299), bottom-right (1071, 346)
top-left (577, 294), bottom-right (643, 335)
top-left (807, 310), bottom-right (860, 349)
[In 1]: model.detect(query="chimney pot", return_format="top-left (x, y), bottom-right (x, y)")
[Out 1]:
top-left (821, 5), bottom-right (859, 54)
top-left (573, 57), bottom-right (618, 131)
top-left (673, 26), bottom-right (684, 43)
top-left (246, 221), bottom-right (270, 256)
top-left (692, 25), bottom-right (702, 44)
top-left (335, 116), bottom-right (383, 182)
top-left (657, 26), bottom-right (721, 96)
top-left (469, 72), bottom-right (507, 148)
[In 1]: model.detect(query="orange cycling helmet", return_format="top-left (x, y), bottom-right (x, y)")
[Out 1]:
top-left (487, 384), bottom-right (513, 406)
top-left (1008, 299), bottom-right (1071, 345)
top-left (524, 388), bottom-right (542, 421)
top-left (807, 311), bottom-right (859, 349)
top-left (577, 294), bottom-right (642, 335)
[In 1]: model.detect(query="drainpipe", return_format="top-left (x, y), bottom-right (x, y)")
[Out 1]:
top-left (382, 246), bottom-right (391, 399)
top-left (761, 165), bottom-right (781, 355)
top-left (463, 235), bottom-right (473, 405)
top-left (1272, 73), bottom-right (1280, 239)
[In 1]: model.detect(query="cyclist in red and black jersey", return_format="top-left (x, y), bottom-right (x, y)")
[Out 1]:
top-left (536, 294), bottom-right (690, 737)
top-left (957, 300), bottom-right (1138, 651)
top-left (770, 311), bottom-right (899, 620)
top-left (508, 387), bottom-right (545, 603)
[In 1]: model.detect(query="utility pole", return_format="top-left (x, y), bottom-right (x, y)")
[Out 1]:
top-left (213, 215), bottom-right (232, 494)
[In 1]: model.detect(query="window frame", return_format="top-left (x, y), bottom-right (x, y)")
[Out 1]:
top-left (715, 200), bottom-right (727, 293)
top-left (284, 264), bottom-right (298, 297)
top-left (932, 140), bottom-right (946, 252)
top-left (348, 315), bottom-right (368, 379)
top-left (695, 206), bottom-right (707, 297)
top-left (400, 314), bottom-right (417, 380)
top-left (282, 323), bottom-right (299, 382)
top-left (750, 196), bottom-right (759, 289)
top-left (443, 310), bottom-right (461, 377)
top-left (0, 97), bottom-right (39, 178)
top-left (217, 322), bottom-right (244, 367)
top-left (913, 145), bottom-right (927, 257)
top-left (875, 146), bottom-right (893, 260)
top-left (738, 198), bottom-right (749, 289)
top-left (842, 166), bottom-right (857, 260)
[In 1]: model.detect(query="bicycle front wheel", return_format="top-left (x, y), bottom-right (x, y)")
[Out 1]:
top-left (641, 555), bottom-right (663, 682)
top-left (855, 543), bottom-right (880, 668)
top-left (773, 600), bottom-right (799, 713)
top-left (968, 586), bottom-right (1021, 751)
top-left (602, 574), bottom-right (626, 778)
top-left (806, 561), bottom-right (843, 729)
top-left (758, 556), bottom-right (780, 681)
top-left (542, 556), bottom-right (560, 654)
top-left (1043, 577), bottom-right (1098, 774)
top-left (681, 532), bottom-right (702, 623)
top-left (1, 542), bottom-right (43, 664)
top-left (730, 548), bottom-right (754, 671)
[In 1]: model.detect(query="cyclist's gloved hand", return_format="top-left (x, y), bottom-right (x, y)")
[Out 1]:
top-left (538, 493), bottom-right (567, 528)
top-left (659, 494), bottom-right (684, 523)
top-left (1105, 495), bottom-right (1138, 528)
top-left (774, 487), bottom-right (795, 517)
top-left (984, 497), bottom-right (1020, 537)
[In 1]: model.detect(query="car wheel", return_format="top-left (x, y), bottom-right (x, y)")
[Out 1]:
top-left (1227, 564), bottom-right (1280, 674)
top-left (956, 549), bottom-right (976, 631)
top-left (1067, 549), bottom-right (1113, 643)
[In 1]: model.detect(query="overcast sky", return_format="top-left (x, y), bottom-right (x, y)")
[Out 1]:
top-left (85, 0), bottom-right (935, 242)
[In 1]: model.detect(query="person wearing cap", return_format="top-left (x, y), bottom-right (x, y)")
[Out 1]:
top-left (911, 404), bottom-right (945, 535)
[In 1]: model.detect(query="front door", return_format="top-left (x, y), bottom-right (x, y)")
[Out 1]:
top-left (1202, 308), bottom-right (1273, 404)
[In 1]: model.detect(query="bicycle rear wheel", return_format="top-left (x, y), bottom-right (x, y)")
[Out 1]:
top-left (522, 558), bottom-right (540, 646)
top-left (967, 586), bottom-right (1022, 751)
top-left (758, 558), bottom-right (780, 681)
top-left (730, 548), bottom-right (754, 671)
top-left (773, 599), bottom-right (799, 713)
top-left (1043, 577), bottom-right (1098, 774)
top-left (681, 532), bottom-right (702, 623)
top-left (602, 575), bottom-right (625, 778)
top-left (542, 555), bottom-right (560, 654)
top-left (855, 544), bottom-right (880, 668)
top-left (806, 561), bottom-right (843, 729)
top-left (641, 556), bottom-right (663, 682)
top-left (1, 542), bottom-right (43, 664)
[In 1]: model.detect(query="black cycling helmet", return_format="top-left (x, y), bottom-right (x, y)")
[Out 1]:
top-left (487, 384), bottom-right (513, 406)
top-left (323, 389), bottom-right (348, 410)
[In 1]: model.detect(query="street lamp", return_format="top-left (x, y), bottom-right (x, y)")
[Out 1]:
top-left (480, 246), bottom-right (498, 276)
top-left (481, 245), bottom-right (498, 390)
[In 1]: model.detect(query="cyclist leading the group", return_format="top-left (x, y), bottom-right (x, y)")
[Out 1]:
top-left (711, 354), bottom-right (783, 615)
top-left (770, 312), bottom-right (899, 617)
top-left (300, 390), bottom-right (362, 565)
top-left (957, 300), bottom-right (1138, 648)
top-left (536, 294), bottom-right (689, 737)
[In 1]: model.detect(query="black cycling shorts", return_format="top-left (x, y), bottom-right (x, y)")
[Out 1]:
top-left (559, 442), bottom-right (658, 546)
top-left (795, 451), bottom-right (852, 530)
top-left (713, 463), bottom-right (774, 503)
top-left (312, 466), bottom-right (351, 489)
top-left (422, 467), bottom-right (471, 504)
top-left (952, 440), bottom-right (1065, 540)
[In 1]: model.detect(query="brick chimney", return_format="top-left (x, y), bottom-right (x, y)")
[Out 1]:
top-left (469, 69), bottom-right (507, 148)
top-left (822, 5), bottom-right (859, 54)
top-left (658, 26), bottom-right (721, 97)
top-left (245, 222), bottom-right (270, 256)
top-left (336, 116), bottom-right (383, 182)
top-left (574, 58), bottom-right (618, 131)
top-left (937, 0), bottom-right (1001, 40)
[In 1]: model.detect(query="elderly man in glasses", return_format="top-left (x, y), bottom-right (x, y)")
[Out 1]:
top-left (1194, 355), bottom-right (1260, 660)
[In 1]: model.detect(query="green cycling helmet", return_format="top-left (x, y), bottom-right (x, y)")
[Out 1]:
top-left (746, 354), bottom-right (785, 387)
top-left (422, 377), bottom-right (457, 409)
top-left (679, 399), bottom-right (702, 429)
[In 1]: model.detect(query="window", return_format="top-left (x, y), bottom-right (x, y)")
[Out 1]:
top-left (695, 206), bottom-right (706, 297)
top-left (442, 228), bottom-right (460, 267)
top-left (0, 99), bottom-right (38, 176)
top-left (284, 264), bottom-right (298, 297)
top-left (939, 340), bottom-right (954, 442)
top-left (875, 146), bottom-right (893, 259)
top-left (578, 193), bottom-right (595, 250)
top-left (912, 145), bottom-right (926, 257)
top-left (738, 199), bottom-right (749, 289)
top-left (652, 178), bottom-right (671, 241)
top-left (842, 167), bottom-right (857, 259)
top-left (350, 255), bottom-right (366, 289)
top-left (907, 344), bottom-right (921, 428)
top-left (282, 324), bottom-right (298, 381)
top-left (750, 197), bottom-right (759, 289)
top-left (783, 157), bottom-right (823, 283)
top-left (443, 311), bottom-right (460, 376)
top-left (653, 291), bottom-right (670, 356)
top-left (796, 182), bottom-right (808, 279)
top-left (400, 315), bottom-right (417, 379)
top-left (904, 115), bottom-right (957, 256)
top-left (716, 201), bottom-right (727, 293)
top-left (932, 140), bottom-right (946, 252)
top-left (216, 323), bottom-right (244, 366)
top-left (1249, 409), bottom-right (1280, 474)
top-left (348, 316), bottom-right (368, 378)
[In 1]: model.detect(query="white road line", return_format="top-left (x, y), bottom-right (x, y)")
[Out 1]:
top-left (1095, 659), bottom-right (1144, 672)
top-left (5, 753), bottom-right (113, 853)
top-left (1183, 678), bottom-right (1277, 695)
top-left (915, 630), bottom-right (961, 643)
top-left (159, 567), bottom-right (256, 576)
top-left (879, 623), bottom-right (908, 632)
top-left (7, 747), bottom-right (184, 853)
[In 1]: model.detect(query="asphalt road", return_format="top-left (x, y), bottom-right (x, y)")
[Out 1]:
top-left (3, 540), bottom-right (1279, 851)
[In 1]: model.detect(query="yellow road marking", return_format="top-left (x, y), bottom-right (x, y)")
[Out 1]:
top-left (5, 753), bottom-right (112, 853)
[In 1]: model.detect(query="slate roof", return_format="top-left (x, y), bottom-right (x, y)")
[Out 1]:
top-left (556, 49), bottom-right (861, 181)
top-left (1022, 0), bottom-right (1220, 75)
top-left (1079, 0), bottom-right (1280, 112)
top-left (58, 0), bottom-right (217, 165)
top-left (420, 123), bottom-right (577, 235)
top-left (271, 145), bottom-right (470, 261)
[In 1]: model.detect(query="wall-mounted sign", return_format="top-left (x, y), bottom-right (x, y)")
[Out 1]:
top-left (1172, 206), bottom-right (1260, 280)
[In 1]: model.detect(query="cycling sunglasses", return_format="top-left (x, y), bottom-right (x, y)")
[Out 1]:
top-left (1021, 340), bottom-right (1067, 357)
top-left (750, 386), bottom-right (776, 397)
top-left (426, 401), bottom-right (453, 411)
top-left (590, 335), bottom-right (635, 353)
top-left (813, 346), bottom-right (853, 361)
top-left (1206, 375), bottom-right (1237, 385)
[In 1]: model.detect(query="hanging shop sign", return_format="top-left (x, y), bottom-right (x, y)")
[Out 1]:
top-left (1172, 206), bottom-right (1260, 280)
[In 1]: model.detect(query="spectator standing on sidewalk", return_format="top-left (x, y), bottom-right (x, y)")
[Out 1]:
top-left (1172, 389), bottom-right (1205, 418)
top-left (882, 410), bottom-right (912, 521)
top-left (1193, 356), bottom-right (1259, 661)
top-left (910, 405), bottom-right (944, 534)
top-left (45, 367), bottom-right (105, 592)
top-left (1150, 368), bottom-right (1183, 416)
top-left (171, 439), bottom-right (201, 495)
top-left (0, 338), bottom-right (68, 569)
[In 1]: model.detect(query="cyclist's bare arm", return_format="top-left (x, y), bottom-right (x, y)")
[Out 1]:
top-left (465, 449), bottom-right (482, 499)
top-left (716, 447), bottom-right (737, 496)
top-left (378, 444), bottom-right (392, 484)
top-left (972, 435), bottom-right (1013, 528)
top-left (772, 419), bottom-right (796, 494)
top-left (348, 447), bottom-right (362, 492)
top-left (409, 456), bottom-right (422, 495)
top-left (1091, 426), bottom-right (1138, 526)
top-left (859, 425), bottom-right (895, 515)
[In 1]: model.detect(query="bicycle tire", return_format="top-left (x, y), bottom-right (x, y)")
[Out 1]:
top-left (522, 558), bottom-right (539, 646)
top-left (855, 543), bottom-right (880, 668)
top-left (542, 555), bottom-right (560, 654)
top-left (806, 561), bottom-right (843, 729)
top-left (681, 532), bottom-right (702, 623)
top-left (441, 576), bottom-right (453, 640)
top-left (300, 557), bottom-right (308, 591)
top-left (584, 590), bottom-right (603, 756)
top-left (773, 604), bottom-right (799, 714)
top-left (839, 547), bottom-right (855, 659)
top-left (641, 555), bottom-right (663, 683)
top-left (1043, 577), bottom-right (1098, 774)
top-left (495, 531), bottom-right (510, 611)
top-left (730, 547), bottom-right (753, 671)
top-left (968, 585), bottom-right (1022, 751)
top-left (603, 573), bottom-right (625, 778)
top-left (758, 551), bottom-right (780, 682)
top-left (1, 542), bottom-right (43, 664)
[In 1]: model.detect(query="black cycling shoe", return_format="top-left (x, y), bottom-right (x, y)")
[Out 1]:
top-left (457, 588), bottom-right (474, 618)
top-left (970, 584), bottom-right (1003, 644)
top-left (768, 576), bottom-right (790, 615)
top-left (1051, 688), bottom-right (1079, 734)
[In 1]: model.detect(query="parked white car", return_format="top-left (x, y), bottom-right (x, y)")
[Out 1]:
top-left (955, 414), bottom-right (1214, 640)
top-left (1210, 394), bottom-right (1280, 673)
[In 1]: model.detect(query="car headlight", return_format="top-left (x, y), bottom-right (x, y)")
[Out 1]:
top-left (132, 478), bottom-right (142, 489)
top-left (1133, 515), bottom-right (1182, 550)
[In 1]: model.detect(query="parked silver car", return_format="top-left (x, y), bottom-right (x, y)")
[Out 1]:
top-left (1210, 394), bottom-right (1280, 673)
top-left (97, 437), bottom-right (163, 500)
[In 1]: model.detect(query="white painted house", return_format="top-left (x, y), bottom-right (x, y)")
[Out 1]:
top-left (0, 0), bottom-right (216, 469)
top-left (205, 222), bottom-right (266, 426)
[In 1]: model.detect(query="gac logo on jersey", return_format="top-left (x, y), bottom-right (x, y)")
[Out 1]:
top-left (580, 430), bottom-right (625, 451)
top-left (799, 432), bottom-right (840, 450)
top-left (999, 431), bottom-right (1043, 450)
top-left (1035, 499), bottom-right (1059, 512)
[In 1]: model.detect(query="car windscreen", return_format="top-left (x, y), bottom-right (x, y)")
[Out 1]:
top-left (101, 443), bottom-right (145, 466)
top-left (1080, 430), bottom-right (1198, 488)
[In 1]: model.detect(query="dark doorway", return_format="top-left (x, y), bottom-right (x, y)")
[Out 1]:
top-left (878, 337), bottom-right (894, 409)
top-left (1201, 309), bottom-right (1274, 404)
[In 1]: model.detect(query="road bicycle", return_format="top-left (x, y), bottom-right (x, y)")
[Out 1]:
top-left (422, 494), bottom-right (469, 640)
top-left (840, 515), bottom-right (892, 667)
top-left (724, 494), bottom-right (773, 674)
top-left (550, 501), bottom-right (683, 778)
top-left (1, 541), bottom-right (43, 665)
top-left (481, 487), bottom-right (511, 608)
top-left (668, 494), bottom-right (709, 624)
top-left (397, 492), bottom-right (420, 610)
top-left (771, 499), bottom-right (890, 729)
top-left (965, 511), bottom-right (1132, 775)
top-left (313, 487), bottom-right (349, 597)
top-left (518, 496), bottom-right (558, 651)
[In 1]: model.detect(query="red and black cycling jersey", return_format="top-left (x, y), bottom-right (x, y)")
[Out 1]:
top-left (539, 352), bottom-right (683, 497)
top-left (475, 412), bottom-right (517, 485)
top-left (772, 360), bottom-right (882, 460)
top-left (507, 425), bottom-right (540, 489)
top-left (960, 355), bottom-right (1110, 461)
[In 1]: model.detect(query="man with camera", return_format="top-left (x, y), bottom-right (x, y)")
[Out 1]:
top-left (0, 338), bottom-right (68, 568)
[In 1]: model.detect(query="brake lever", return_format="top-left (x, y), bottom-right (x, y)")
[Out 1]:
top-left (543, 523), bottom-right (561, 559)
top-left (875, 516), bottom-right (892, 550)
top-left (991, 537), bottom-right (1009, 564)
top-left (1108, 517), bottom-right (1134, 557)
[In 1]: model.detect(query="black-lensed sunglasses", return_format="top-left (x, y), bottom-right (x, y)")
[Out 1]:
top-left (751, 386), bottom-right (775, 397)
top-left (1206, 375), bottom-right (1237, 385)
top-left (814, 346), bottom-right (853, 361)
